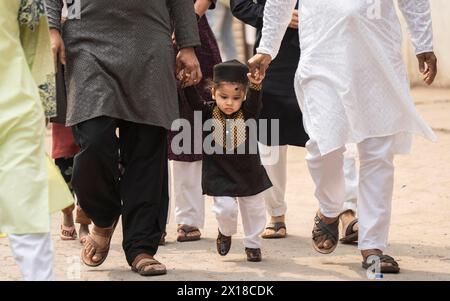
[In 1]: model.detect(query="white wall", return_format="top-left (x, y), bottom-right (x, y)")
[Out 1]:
top-left (399, 0), bottom-right (450, 88)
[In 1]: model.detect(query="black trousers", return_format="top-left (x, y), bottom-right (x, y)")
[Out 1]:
top-left (72, 116), bottom-right (169, 265)
top-left (258, 92), bottom-right (309, 147)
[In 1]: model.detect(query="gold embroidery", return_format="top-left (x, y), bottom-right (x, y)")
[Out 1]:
top-left (249, 82), bottom-right (262, 91)
top-left (212, 106), bottom-right (247, 150)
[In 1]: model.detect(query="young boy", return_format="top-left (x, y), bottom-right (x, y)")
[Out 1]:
top-left (182, 60), bottom-right (271, 262)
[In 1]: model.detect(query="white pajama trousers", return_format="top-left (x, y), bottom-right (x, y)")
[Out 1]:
top-left (8, 232), bottom-right (54, 281)
top-left (213, 194), bottom-right (266, 249)
top-left (259, 144), bottom-right (358, 217)
top-left (306, 136), bottom-right (396, 251)
top-left (173, 161), bottom-right (205, 229)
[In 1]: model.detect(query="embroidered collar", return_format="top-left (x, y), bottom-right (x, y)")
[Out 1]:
top-left (212, 106), bottom-right (247, 150)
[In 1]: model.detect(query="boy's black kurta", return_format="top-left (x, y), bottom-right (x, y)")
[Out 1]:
top-left (183, 86), bottom-right (272, 197)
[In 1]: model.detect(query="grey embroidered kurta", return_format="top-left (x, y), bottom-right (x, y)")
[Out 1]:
top-left (46, 0), bottom-right (200, 128)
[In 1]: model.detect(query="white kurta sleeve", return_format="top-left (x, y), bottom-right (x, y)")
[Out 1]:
top-left (398, 0), bottom-right (434, 54)
top-left (256, 0), bottom-right (297, 59)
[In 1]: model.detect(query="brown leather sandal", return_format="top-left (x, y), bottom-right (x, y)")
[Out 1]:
top-left (131, 254), bottom-right (167, 276)
top-left (81, 221), bottom-right (117, 267)
top-left (362, 254), bottom-right (400, 274)
top-left (177, 225), bottom-right (201, 242)
top-left (312, 211), bottom-right (339, 254)
top-left (261, 222), bottom-right (287, 239)
top-left (60, 225), bottom-right (77, 241)
top-left (340, 218), bottom-right (359, 244)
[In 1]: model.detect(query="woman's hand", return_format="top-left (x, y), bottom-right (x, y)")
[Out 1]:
top-left (417, 52), bottom-right (437, 85)
top-left (289, 9), bottom-right (299, 29)
top-left (49, 29), bottom-right (66, 67)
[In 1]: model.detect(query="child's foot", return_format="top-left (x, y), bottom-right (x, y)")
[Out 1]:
top-left (245, 248), bottom-right (262, 262)
top-left (61, 212), bottom-right (77, 241)
top-left (216, 230), bottom-right (232, 256)
top-left (79, 224), bottom-right (90, 244)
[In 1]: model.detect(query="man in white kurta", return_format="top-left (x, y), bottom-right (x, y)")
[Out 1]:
top-left (249, 0), bottom-right (437, 273)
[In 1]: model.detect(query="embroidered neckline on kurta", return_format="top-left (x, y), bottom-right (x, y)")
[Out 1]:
top-left (212, 106), bottom-right (247, 150)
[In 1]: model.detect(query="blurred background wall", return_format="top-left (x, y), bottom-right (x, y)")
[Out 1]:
top-left (399, 0), bottom-right (450, 88)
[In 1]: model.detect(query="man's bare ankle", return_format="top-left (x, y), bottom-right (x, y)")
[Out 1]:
top-left (361, 249), bottom-right (383, 258)
top-left (318, 212), bottom-right (338, 224)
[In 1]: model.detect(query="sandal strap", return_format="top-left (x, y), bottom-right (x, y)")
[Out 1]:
top-left (364, 254), bottom-right (399, 266)
top-left (84, 233), bottom-right (108, 253)
top-left (312, 214), bottom-right (339, 244)
top-left (265, 222), bottom-right (286, 232)
top-left (177, 225), bottom-right (199, 234)
top-left (84, 228), bottom-right (114, 253)
top-left (132, 254), bottom-right (162, 271)
top-left (61, 225), bottom-right (76, 237)
top-left (137, 259), bottom-right (161, 271)
top-left (377, 254), bottom-right (399, 266)
top-left (345, 218), bottom-right (359, 236)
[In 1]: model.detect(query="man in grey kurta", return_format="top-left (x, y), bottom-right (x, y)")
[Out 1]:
top-left (46, 0), bottom-right (202, 276)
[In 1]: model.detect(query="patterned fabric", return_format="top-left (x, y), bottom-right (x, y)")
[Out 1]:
top-left (45, 0), bottom-right (200, 128)
top-left (212, 107), bottom-right (247, 150)
top-left (181, 86), bottom-right (272, 197)
top-left (0, 0), bottom-right (72, 234)
top-left (257, 0), bottom-right (436, 155)
top-left (167, 11), bottom-right (222, 162)
top-left (19, 0), bottom-right (57, 118)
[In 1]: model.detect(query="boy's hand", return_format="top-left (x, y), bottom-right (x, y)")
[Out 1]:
top-left (417, 52), bottom-right (437, 85)
top-left (247, 72), bottom-right (263, 85)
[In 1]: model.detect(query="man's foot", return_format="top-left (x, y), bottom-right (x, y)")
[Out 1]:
top-left (262, 215), bottom-right (286, 239)
top-left (312, 211), bottom-right (339, 254)
top-left (131, 253), bottom-right (167, 276)
top-left (61, 211), bottom-right (77, 241)
top-left (339, 210), bottom-right (359, 244)
top-left (81, 223), bottom-right (116, 267)
top-left (177, 225), bottom-right (201, 242)
top-left (79, 224), bottom-right (90, 244)
top-left (361, 249), bottom-right (400, 274)
top-left (245, 248), bottom-right (262, 262)
top-left (216, 230), bottom-right (232, 256)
